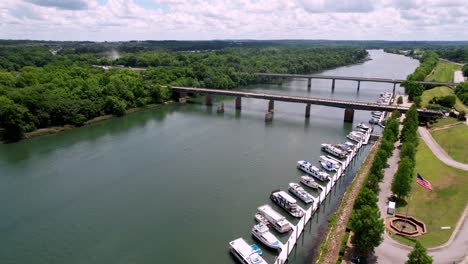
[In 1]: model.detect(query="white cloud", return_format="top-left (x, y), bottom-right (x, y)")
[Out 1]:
top-left (0, 0), bottom-right (466, 41)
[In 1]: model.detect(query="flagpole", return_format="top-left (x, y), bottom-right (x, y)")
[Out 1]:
top-left (404, 192), bottom-right (412, 228)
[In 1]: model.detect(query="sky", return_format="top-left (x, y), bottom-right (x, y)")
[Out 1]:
top-left (0, 0), bottom-right (467, 41)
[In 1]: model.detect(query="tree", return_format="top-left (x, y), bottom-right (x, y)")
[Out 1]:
top-left (463, 64), bottom-right (468, 77)
top-left (397, 96), bottom-right (403, 104)
top-left (391, 157), bottom-right (414, 199)
top-left (349, 205), bottom-right (384, 253)
top-left (104, 96), bottom-right (127, 117)
top-left (0, 96), bottom-right (32, 142)
top-left (354, 187), bottom-right (378, 210)
top-left (400, 142), bottom-right (416, 162)
top-left (406, 241), bottom-right (433, 264)
top-left (413, 96), bottom-right (422, 108)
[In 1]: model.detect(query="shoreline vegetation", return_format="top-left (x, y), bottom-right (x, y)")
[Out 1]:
top-left (313, 140), bottom-right (381, 264)
top-left (21, 103), bottom-right (168, 141)
top-left (0, 44), bottom-right (368, 143)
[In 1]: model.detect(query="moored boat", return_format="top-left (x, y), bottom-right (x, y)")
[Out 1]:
top-left (321, 143), bottom-right (347, 159)
top-left (288, 182), bottom-right (315, 204)
top-left (318, 156), bottom-right (340, 171)
top-left (357, 122), bottom-right (370, 130)
top-left (229, 238), bottom-right (268, 264)
top-left (297, 160), bottom-right (331, 180)
top-left (270, 190), bottom-right (305, 218)
top-left (255, 213), bottom-right (270, 226)
top-left (251, 223), bottom-right (282, 250)
top-left (257, 205), bottom-right (292, 233)
top-left (300, 175), bottom-right (322, 190)
top-left (346, 132), bottom-right (362, 142)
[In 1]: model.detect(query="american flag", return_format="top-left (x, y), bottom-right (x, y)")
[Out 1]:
top-left (416, 173), bottom-right (432, 190)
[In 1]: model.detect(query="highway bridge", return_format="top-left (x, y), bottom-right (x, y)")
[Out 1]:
top-left (172, 86), bottom-right (441, 122)
top-left (254, 73), bottom-right (458, 94)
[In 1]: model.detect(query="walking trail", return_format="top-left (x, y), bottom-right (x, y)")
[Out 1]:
top-left (418, 127), bottom-right (468, 171)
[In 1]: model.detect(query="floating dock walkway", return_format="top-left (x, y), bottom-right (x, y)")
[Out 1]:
top-left (273, 129), bottom-right (371, 264)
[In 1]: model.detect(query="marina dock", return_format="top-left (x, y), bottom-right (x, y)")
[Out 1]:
top-left (273, 129), bottom-right (371, 264)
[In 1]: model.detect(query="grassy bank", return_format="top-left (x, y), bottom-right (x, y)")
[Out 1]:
top-left (420, 86), bottom-right (468, 112)
top-left (314, 141), bottom-right (380, 264)
top-left (429, 117), bottom-right (461, 128)
top-left (431, 125), bottom-right (468, 163)
top-left (22, 104), bottom-right (163, 141)
top-left (425, 61), bottom-right (461, 83)
top-left (395, 139), bottom-right (468, 247)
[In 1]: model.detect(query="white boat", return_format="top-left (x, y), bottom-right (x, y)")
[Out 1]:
top-left (297, 160), bottom-right (331, 181)
top-left (251, 223), bottom-right (282, 250)
top-left (346, 132), bottom-right (362, 143)
top-left (229, 238), bottom-right (268, 264)
top-left (288, 182), bottom-right (315, 204)
top-left (372, 111), bottom-right (383, 115)
top-left (321, 143), bottom-right (347, 159)
top-left (345, 141), bottom-right (356, 149)
top-left (257, 204), bottom-right (292, 233)
top-left (318, 156), bottom-right (340, 172)
top-left (300, 175), bottom-right (322, 190)
top-left (369, 118), bottom-right (379, 124)
top-left (254, 213), bottom-right (270, 226)
top-left (357, 122), bottom-right (370, 130)
top-left (270, 190), bottom-right (305, 218)
top-left (336, 143), bottom-right (353, 153)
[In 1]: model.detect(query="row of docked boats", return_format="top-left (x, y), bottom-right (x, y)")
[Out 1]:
top-left (230, 121), bottom-right (373, 264)
top-left (370, 92), bottom-right (392, 124)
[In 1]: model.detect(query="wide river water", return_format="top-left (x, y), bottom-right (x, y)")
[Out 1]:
top-left (0, 50), bottom-right (418, 264)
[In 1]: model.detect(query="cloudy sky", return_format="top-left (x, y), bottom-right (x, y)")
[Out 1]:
top-left (0, 0), bottom-right (467, 41)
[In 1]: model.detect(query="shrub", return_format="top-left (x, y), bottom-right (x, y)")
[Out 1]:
top-left (397, 96), bottom-right (403, 104)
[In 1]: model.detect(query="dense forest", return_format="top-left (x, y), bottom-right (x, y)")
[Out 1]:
top-left (0, 43), bottom-right (368, 142)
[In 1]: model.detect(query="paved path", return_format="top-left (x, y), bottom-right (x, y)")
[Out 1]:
top-left (418, 127), bottom-right (468, 171)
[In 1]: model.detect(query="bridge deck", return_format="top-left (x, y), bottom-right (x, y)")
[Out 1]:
top-left (172, 86), bottom-right (440, 116)
top-left (254, 73), bottom-right (458, 86)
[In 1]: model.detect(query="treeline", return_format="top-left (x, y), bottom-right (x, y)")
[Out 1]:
top-left (348, 111), bottom-right (401, 253)
top-left (0, 46), bottom-right (368, 142)
top-left (0, 63), bottom-right (171, 142)
top-left (455, 82), bottom-right (468, 105)
top-left (0, 46), bottom-right (57, 71)
top-left (401, 51), bottom-right (439, 107)
top-left (391, 105), bottom-right (419, 199)
top-left (434, 47), bottom-right (468, 63)
top-left (407, 51), bottom-right (439, 81)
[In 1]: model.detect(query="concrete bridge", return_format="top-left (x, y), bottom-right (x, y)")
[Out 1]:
top-left (172, 86), bottom-right (441, 122)
top-left (254, 73), bottom-right (459, 94)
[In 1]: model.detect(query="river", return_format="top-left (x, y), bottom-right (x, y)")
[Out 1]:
top-left (0, 50), bottom-right (419, 264)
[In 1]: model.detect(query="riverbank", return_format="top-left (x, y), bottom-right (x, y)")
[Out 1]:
top-left (6, 103), bottom-right (171, 143)
top-left (313, 139), bottom-right (380, 264)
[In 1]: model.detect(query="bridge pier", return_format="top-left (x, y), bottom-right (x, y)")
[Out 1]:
top-left (357, 80), bottom-right (361, 91)
top-left (235, 96), bottom-right (242, 110)
top-left (265, 112), bottom-right (273, 122)
top-left (344, 108), bottom-right (354, 123)
top-left (331, 79), bottom-right (336, 91)
top-left (392, 83), bottom-right (397, 98)
top-left (307, 78), bottom-right (312, 91)
top-left (305, 103), bottom-right (311, 118)
top-left (178, 92), bottom-right (187, 104)
top-left (268, 99), bottom-right (274, 112)
top-left (205, 94), bottom-right (213, 106)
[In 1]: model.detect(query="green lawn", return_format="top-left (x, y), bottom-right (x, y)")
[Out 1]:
top-left (395, 139), bottom-right (468, 248)
top-left (430, 117), bottom-right (460, 128)
top-left (431, 125), bottom-right (468, 163)
top-left (421, 86), bottom-right (468, 112)
top-left (425, 61), bottom-right (462, 82)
